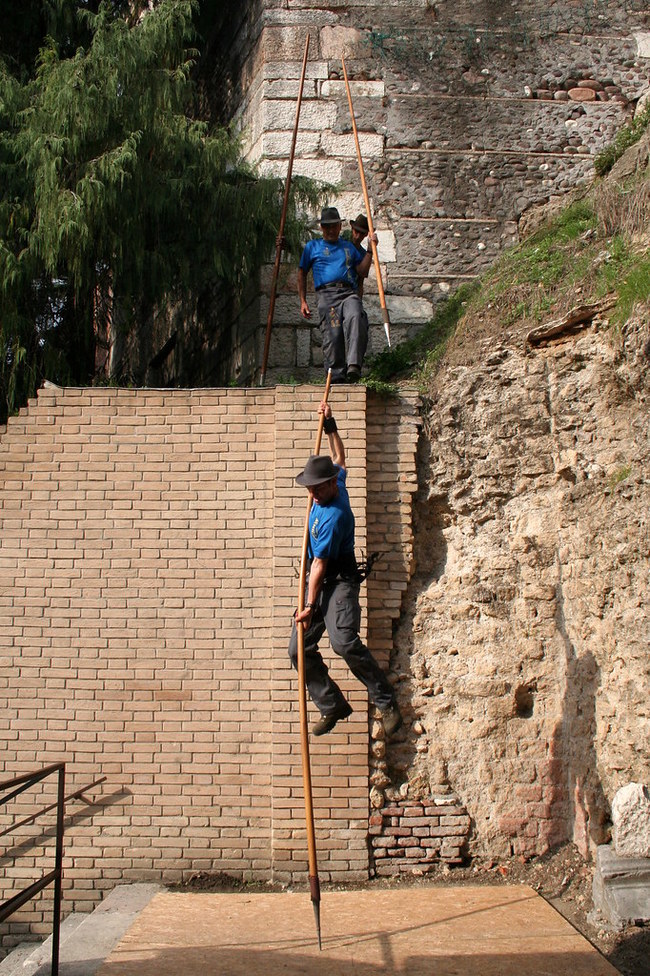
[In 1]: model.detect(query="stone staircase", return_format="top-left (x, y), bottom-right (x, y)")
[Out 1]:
top-left (0, 885), bottom-right (161, 976)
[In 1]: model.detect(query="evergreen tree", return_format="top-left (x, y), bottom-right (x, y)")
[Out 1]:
top-left (0, 0), bottom-right (316, 421)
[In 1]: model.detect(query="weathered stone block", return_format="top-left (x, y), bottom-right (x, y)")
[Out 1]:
top-left (321, 131), bottom-right (385, 159)
top-left (612, 783), bottom-right (650, 858)
top-left (257, 130), bottom-right (321, 159)
top-left (263, 79), bottom-right (320, 101)
top-left (259, 295), bottom-right (304, 327)
top-left (296, 328), bottom-right (312, 368)
top-left (367, 231), bottom-right (396, 264)
top-left (283, 158), bottom-right (343, 184)
top-left (568, 87), bottom-right (597, 102)
top-left (261, 61), bottom-right (329, 84)
top-left (364, 296), bottom-right (432, 325)
top-left (320, 26), bottom-right (366, 60)
top-left (636, 31), bottom-right (650, 57)
top-left (261, 99), bottom-right (337, 132)
top-left (260, 26), bottom-right (314, 63)
top-left (322, 80), bottom-right (385, 99)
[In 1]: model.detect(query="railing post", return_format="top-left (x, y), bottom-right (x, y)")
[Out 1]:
top-left (51, 764), bottom-right (65, 976)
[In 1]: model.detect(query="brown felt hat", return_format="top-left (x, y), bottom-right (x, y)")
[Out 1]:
top-left (320, 206), bottom-right (342, 225)
top-left (350, 214), bottom-right (369, 234)
top-left (295, 455), bottom-right (339, 486)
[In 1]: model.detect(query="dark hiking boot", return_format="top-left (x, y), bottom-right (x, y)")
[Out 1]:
top-left (312, 701), bottom-right (353, 736)
top-left (346, 365), bottom-right (361, 383)
top-left (381, 704), bottom-right (403, 737)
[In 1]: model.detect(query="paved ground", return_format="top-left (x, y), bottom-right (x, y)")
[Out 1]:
top-left (95, 887), bottom-right (619, 976)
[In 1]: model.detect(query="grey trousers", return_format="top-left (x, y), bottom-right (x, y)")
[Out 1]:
top-left (288, 578), bottom-right (395, 715)
top-left (316, 284), bottom-right (369, 383)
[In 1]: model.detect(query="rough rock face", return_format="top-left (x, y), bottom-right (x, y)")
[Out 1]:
top-left (389, 311), bottom-right (649, 860)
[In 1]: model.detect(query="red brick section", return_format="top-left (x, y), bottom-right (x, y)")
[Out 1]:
top-left (370, 797), bottom-right (470, 875)
top-left (0, 383), bottom-right (421, 941)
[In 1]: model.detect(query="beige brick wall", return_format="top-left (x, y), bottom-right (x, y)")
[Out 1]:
top-left (0, 383), bottom-right (420, 939)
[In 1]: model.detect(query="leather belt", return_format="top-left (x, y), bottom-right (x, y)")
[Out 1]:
top-left (315, 281), bottom-right (353, 291)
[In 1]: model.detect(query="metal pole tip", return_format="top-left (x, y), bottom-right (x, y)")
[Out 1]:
top-left (312, 900), bottom-right (322, 950)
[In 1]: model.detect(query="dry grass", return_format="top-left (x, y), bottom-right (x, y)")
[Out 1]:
top-left (594, 180), bottom-right (650, 239)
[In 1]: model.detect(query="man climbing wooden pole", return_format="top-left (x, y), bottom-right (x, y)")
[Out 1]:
top-left (341, 54), bottom-right (392, 348)
top-left (259, 34), bottom-right (310, 387)
top-left (289, 375), bottom-right (403, 949)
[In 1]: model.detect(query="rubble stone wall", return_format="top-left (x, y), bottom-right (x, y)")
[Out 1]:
top-left (387, 311), bottom-right (649, 861)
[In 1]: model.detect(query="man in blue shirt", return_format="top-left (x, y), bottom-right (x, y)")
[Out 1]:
top-left (298, 207), bottom-right (377, 384)
top-left (289, 401), bottom-right (402, 737)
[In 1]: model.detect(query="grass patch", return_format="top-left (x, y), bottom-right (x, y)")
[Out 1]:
top-left (366, 281), bottom-right (480, 386)
top-left (368, 148), bottom-right (648, 389)
top-left (483, 200), bottom-right (597, 299)
top-left (594, 104), bottom-right (650, 177)
top-left (593, 178), bottom-right (650, 239)
top-left (362, 377), bottom-right (400, 397)
top-left (608, 465), bottom-right (632, 490)
top-left (612, 255), bottom-right (650, 325)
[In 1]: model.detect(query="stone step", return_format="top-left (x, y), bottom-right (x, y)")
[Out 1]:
top-left (0, 942), bottom-right (37, 976)
top-left (0, 884), bottom-right (162, 976)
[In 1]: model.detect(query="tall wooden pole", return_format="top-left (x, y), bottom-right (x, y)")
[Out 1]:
top-left (296, 368), bottom-right (332, 949)
top-left (341, 55), bottom-right (391, 347)
top-left (259, 34), bottom-right (311, 386)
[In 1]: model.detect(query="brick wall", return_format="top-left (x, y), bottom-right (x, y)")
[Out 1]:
top-left (0, 383), bottom-right (420, 942)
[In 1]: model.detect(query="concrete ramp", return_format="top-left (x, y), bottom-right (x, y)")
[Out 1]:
top-left (97, 887), bottom-right (619, 976)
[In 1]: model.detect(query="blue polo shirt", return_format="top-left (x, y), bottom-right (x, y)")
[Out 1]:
top-left (299, 238), bottom-right (366, 291)
top-left (308, 467), bottom-right (355, 560)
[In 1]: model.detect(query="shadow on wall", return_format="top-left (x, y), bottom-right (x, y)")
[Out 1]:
top-left (365, 392), bottom-right (422, 676)
top-left (365, 405), bottom-right (457, 797)
top-left (545, 577), bottom-right (610, 856)
top-left (364, 392), bottom-right (422, 791)
top-left (411, 428), bottom-right (450, 586)
top-left (0, 788), bottom-right (132, 865)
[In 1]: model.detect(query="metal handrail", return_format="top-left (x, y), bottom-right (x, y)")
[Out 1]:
top-left (0, 775), bottom-right (106, 840)
top-left (0, 763), bottom-right (66, 976)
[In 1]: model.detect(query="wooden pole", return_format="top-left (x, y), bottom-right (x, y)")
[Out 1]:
top-left (259, 34), bottom-right (311, 386)
top-left (296, 368), bottom-right (332, 949)
top-left (341, 55), bottom-right (391, 347)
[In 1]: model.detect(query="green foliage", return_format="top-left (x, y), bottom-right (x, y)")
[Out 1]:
top-left (362, 376), bottom-right (399, 397)
top-left (0, 0), bottom-right (320, 422)
top-left (479, 191), bottom-right (649, 328)
top-left (474, 200), bottom-right (602, 322)
top-left (594, 104), bottom-right (650, 177)
top-left (371, 163), bottom-right (648, 391)
top-left (366, 282), bottom-right (479, 387)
